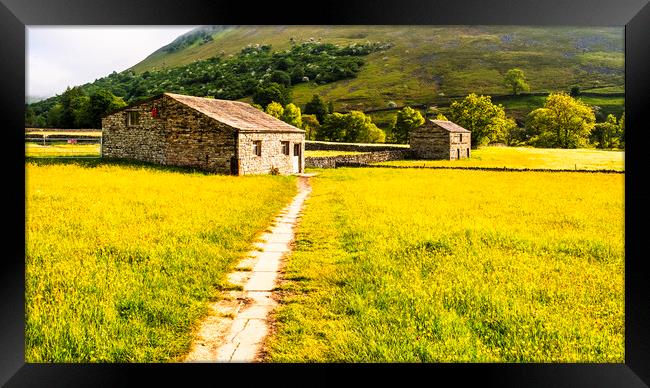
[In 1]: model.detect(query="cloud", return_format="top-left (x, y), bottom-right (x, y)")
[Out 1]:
top-left (27, 26), bottom-right (197, 98)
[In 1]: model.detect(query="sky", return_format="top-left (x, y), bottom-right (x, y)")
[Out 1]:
top-left (27, 26), bottom-right (197, 100)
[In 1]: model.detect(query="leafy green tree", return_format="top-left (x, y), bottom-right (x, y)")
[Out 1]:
top-left (393, 106), bottom-right (425, 143)
top-left (265, 101), bottom-right (284, 119)
top-left (301, 114), bottom-right (320, 140)
top-left (525, 92), bottom-right (595, 148)
top-left (282, 103), bottom-right (302, 128)
top-left (46, 104), bottom-right (64, 127)
top-left (58, 86), bottom-right (87, 128)
top-left (327, 100), bottom-right (335, 114)
top-left (448, 93), bottom-right (513, 147)
top-left (319, 113), bottom-right (347, 141)
top-left (253, 82), bottom-right (291, 108)
top-left (434, 113), bottom-right (448, 120)
top-left (304, 94), bottom-right (328, 123)
top-left (619, 112), bottom-right (625, 148)
top-left (590, 114), bottom-right (621, 149)
top-left (319, 111), bottom-right (385, 143)
top-left (504, 68), bottom-right (530, 95)
top-left (88, 90), bottom-right (126, 128)
top-left (270, 70), bottom-right (291, 87)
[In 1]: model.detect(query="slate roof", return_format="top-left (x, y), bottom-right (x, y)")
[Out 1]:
top-left (165, 93), bottom-right (305, 133)
top-left (430, 119), bottom-right (471, 133)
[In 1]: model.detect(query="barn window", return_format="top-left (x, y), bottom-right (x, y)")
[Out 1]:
top-left (253, 140), bottom-right (262, 156)
top-left (467, 148), bottom-right (470, 157)
top-left (126, 111), bottom-right (139, 126)
top-left (459, 133), bottom-right (463, 142)
top-left (281, 141), bottom-right (290, 155)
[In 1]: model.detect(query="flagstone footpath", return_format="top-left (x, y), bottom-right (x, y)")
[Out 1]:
top-left (185, 174), bottom-right (314, 362)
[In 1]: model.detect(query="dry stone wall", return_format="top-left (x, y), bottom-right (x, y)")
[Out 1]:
top-left (305, 140), bottom-right (408, 152)
top-left (305, 150), bottom-right (412, 168)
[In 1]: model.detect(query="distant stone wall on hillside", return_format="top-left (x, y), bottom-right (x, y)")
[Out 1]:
top-left (306, 150), bottom-right (412, 168)
top-left (305, 140), bottom-right (408, 152)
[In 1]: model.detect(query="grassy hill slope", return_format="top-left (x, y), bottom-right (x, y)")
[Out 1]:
top-left (131, 26), bottom-right (624, 112)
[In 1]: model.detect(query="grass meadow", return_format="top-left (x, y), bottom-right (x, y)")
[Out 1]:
top-left (305, 150), bottom-right (368, 157)
top-left (26, 143), bottom-right (101, 158)
top-left (25, 159), bottom-right (296, 362)
top-left (376, 146), bottom-right (624, 171)
top-left (265, 167), bottom-right (624, 362)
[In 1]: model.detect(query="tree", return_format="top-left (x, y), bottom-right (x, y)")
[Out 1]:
top-left (319, 113), bottom-right (347, 141)
top-left (87, 90), bottom-right (126, 128)
top-left (393, 106), bottom-right (425, 143)
top-left (570, 86), bottom-right (581, 97)
top-left (619, 112), bottom-right (625, 148)
top-left (447, 93), bottom-right (513, 147)
top-left (590, 114), bottom-right (621, 149)
top-left (265, 101), bottom-right (284, 119)
top-left (252, 82), bottom-right (291, 108)
top-left (58, 86), bottom-right (87, 128)
top-left (434, 113), bottom-right (448, 120)
top-left (525, 92), bottom-right (595, 148)
top-left (319, 111), bottom-right (385, 143)
top-left (301, 114), bottom-right (320, 140)
top-left (270, 70), bottom-right (291, 87)
top-left (328, 100), bottom-right (335, 114)
top-left (282, 103), bottom-right (302, 128)
top-left (304, 94), bottom-right (328, 123)
top-left (504, 68), bottom-right (530, 95)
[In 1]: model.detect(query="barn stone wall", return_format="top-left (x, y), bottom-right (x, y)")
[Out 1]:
top-left (237, 132), bottom-right (305, 175)
top-left (163, 98), bottom-right (236, 174)
top-left (102, 99), bottom-right (168, 164)
top-left (409, 123), bottom-right (471, 160)
top-left (102, 96), bottom-right (237, 173)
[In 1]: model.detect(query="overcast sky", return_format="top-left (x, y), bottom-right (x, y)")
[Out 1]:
top-left (27, 26), bottom-right (197, 99)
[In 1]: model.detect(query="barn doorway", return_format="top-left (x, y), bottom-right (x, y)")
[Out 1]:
top-left (457, 149), bottom-right (460, 159)
top-left (293, 143), bottom-right (301, 173)
top-left (230, 157), bottom-right (239, 175)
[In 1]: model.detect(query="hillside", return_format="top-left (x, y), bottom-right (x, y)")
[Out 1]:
top-left (27, 26), bottom-right (624, 130)
top-left (131, 25), bottom-right (624, 111)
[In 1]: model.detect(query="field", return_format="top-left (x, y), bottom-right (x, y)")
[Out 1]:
top-left (376, 146), bottom-right (625, 171)
top-left (26, 143), bottom-right (101, 158)
top-left (305, 150), bottom-right (368, 157)
top-left (265, 168), bottom-right (624, 362)
top-left (25, 159), bottom-right (296, 362)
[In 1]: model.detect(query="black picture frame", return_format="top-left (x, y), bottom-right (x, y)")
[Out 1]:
top-left (2, 0), bottom-right (649, 386)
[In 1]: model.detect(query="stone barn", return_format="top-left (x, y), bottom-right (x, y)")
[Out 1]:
top-left (409, 119), bottom-right (471, 160)
top-left (102, 92), bottom-right (305, 175)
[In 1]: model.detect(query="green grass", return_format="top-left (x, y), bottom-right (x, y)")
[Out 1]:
top-left (26, 143), bottom-right (101, 158)
top-left (265, 168), bottom-right (624, 362)
top-left (305, 150), bottom-right (368, 157)
top-left (377, 146), bottom-right (624, 171)
top-left (25, 160), bottom-right (296, 362)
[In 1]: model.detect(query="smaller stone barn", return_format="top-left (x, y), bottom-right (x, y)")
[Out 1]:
top-left (409, 119), bottom-right (471, 160)
top-left (102, 93), bottom-right (305, 175)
